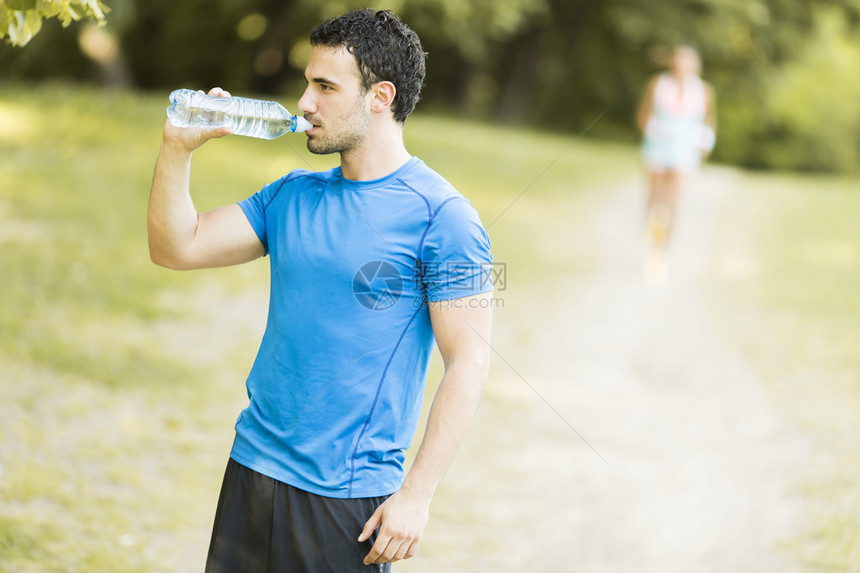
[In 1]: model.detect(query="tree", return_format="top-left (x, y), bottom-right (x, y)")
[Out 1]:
top-left (3, 0), bottom-right (860, 172)
top-left (0, 0), bottom-right (109, 47)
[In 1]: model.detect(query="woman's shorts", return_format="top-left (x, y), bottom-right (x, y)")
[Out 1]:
top-left (642, 118), bottom-right (704, 173)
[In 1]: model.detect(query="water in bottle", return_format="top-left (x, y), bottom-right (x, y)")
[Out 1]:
top-left (166, 89), bottom-right (313, 139)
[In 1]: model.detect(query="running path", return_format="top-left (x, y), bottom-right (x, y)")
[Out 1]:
top-left (401, 166), bottom-right (812, 572)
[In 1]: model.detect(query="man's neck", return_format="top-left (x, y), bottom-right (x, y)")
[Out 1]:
top-left (339, 122), bottom-right (412, 181)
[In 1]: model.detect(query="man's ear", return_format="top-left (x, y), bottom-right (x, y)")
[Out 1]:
top-left (370, 81), bottom-right (397, 114)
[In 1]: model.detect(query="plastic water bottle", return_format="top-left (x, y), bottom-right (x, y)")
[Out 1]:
top-left (166, 89), bottom-right (313, 139)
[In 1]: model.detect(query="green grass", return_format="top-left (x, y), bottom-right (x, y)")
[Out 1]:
top-left (710, 171), bottom-right (860, 571)
top-left (0, 82), bottom-right (635, 572)
top-left (6, 82), bottom-right (857, 572)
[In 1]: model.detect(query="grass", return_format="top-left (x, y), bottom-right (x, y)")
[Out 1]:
top-left (3, 82), bottom-right (858, 572)
top-left (709, 171), bottom-right (860, 571)
top-left (0, 82), bottom-right (634, 572)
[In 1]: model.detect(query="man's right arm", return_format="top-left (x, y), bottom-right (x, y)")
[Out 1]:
top-left (147, 87), bottom-right (266, 270)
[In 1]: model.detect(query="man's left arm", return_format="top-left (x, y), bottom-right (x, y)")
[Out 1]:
top-left (359, 291), bottom-right (494, 565)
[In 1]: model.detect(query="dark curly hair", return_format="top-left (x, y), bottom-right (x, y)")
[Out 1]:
top-left (309, 9), bottom-right (426, 123)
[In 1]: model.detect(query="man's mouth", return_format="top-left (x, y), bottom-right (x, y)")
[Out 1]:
top-left (304, 116), bottom-right (321, 133)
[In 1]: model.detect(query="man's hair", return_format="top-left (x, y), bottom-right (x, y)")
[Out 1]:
top-left (309, 9), bottom-right (426, 123)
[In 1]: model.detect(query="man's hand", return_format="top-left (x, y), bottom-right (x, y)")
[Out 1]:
top-left (148, 85), bottom-right (265, 270)
top-left (162, 87), bottom-right (233, 153)
top-left (358, 488), bottom-right (431, 565)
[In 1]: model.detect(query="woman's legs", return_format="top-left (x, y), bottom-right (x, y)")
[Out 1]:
top-left (646, 169), bottom-right (683, 249)
top-left (644, 169), bottom-right (685, 282)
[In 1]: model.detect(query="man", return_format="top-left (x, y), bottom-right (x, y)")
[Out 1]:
top-left (147, 9), bottom-right (493, 572)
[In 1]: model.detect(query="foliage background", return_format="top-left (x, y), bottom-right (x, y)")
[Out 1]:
top-left (2, 0), bottom-right (860, 172)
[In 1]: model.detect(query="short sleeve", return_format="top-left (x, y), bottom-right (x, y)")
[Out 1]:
top-left (420, 197), bottom-right (493, 302)
top-left (237, 170), bottom-right (307, 255)
top-left (237, 191), bottom-right (269, 253)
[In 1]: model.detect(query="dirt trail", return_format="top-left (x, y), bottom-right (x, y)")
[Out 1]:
top-left (402, 167), bottom-right (812, 572)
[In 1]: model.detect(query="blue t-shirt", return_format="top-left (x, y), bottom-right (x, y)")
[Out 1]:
top-left (232, 157), bottom-right (493, 499)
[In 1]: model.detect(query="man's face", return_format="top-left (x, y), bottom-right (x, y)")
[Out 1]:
top-left (298, 46), bottom-right (373, 155)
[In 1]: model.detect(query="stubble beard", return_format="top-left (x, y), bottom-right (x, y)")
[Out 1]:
top-left (306, 126), bottom-right (365, 155)
top-left (305, 98), bottom-right (372, 156)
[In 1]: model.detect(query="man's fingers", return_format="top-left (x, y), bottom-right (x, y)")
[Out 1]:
top-left (405, 539), bottom-right (420, 559)
top-left (379, 539), bottom-right (406, 564)
top-left (206, 86), bottom-right (231, 98)
top-left (358, 492), bottom-right (428, 563)
top-left (163, 114), bottom-right (232, 152)
top-left (364, 529), bottom-right (421, 564)
top-left (392, 539), bottom-right (416, 562)
top-left (187, 126), bottom-right (231, 149)
top-left (363, 534), bottom-right (391, 565)
top-left (357, 507), bottom-right (382, 543)
top-left (210, 126), bottom-right (232, 138)
top-left (365, 536), bottom-right (406, 565)
top-left (368, 537), bottom-right (414, 565)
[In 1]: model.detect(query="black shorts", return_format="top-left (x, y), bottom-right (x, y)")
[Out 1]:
top-left (205, 458), bottom-right (391, 573)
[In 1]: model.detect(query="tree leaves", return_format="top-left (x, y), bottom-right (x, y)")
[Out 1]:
top-left (0, 0), bottom-right (109, 46)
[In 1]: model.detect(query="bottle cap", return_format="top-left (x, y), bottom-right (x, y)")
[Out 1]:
top-left (294, 116), bottom-right (313, 133)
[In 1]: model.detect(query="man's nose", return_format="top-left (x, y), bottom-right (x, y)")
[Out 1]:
top-left (297, 86), bottom-right (315, 116)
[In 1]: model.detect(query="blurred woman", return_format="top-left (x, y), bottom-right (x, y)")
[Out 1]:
top-left (637, 45), bottom-right (716, 258)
